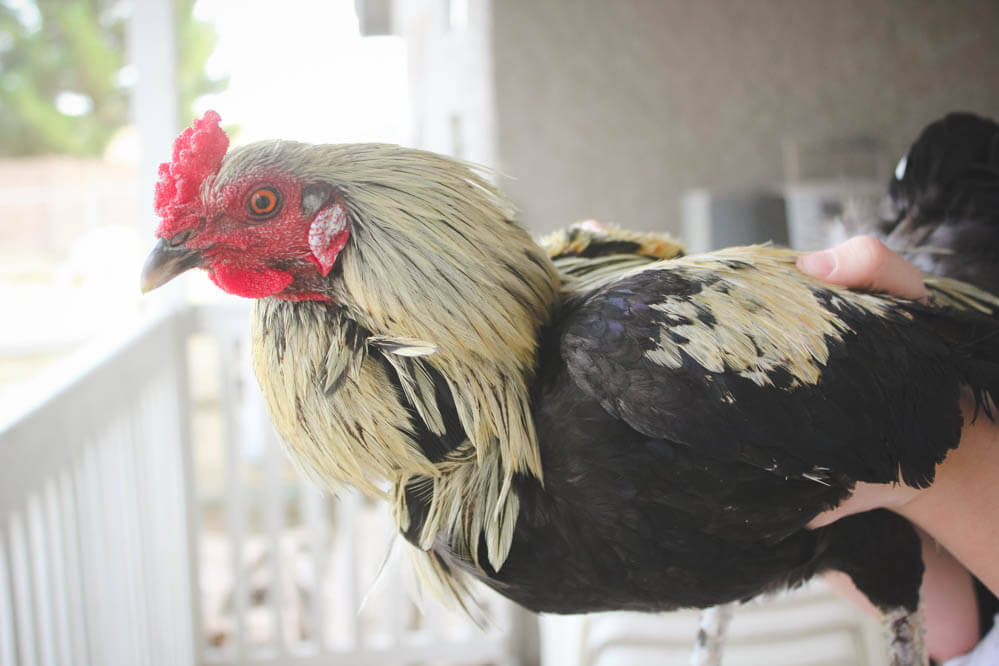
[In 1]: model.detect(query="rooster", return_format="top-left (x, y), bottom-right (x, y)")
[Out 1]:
top-left (142, 112), bottom-right (999, 666)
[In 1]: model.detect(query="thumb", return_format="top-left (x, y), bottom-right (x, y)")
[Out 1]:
top-left (797, 236), bottom-right (928, 301)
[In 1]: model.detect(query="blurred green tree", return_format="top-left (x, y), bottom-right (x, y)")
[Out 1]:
top-left (0, 0), bottom-right (225, 157)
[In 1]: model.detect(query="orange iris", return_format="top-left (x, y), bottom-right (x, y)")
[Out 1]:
top-left (247, 187), bottom-right (280, 218)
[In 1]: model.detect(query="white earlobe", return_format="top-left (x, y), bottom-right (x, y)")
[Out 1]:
top-left (309, 201), bottom-right (349, 276)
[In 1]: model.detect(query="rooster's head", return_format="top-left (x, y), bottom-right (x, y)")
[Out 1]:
top-left (141, 111), bottom-right (559, 359)
top-left (140, 111), bottom-right (353, 301)
top-left (139, 113), bottom-right (566, 571)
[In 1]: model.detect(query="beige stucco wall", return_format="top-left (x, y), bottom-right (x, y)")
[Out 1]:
top-left (490, 0), bottom-right (999, 234)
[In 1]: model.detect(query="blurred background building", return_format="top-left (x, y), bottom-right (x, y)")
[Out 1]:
top-left (0, 1), bottom-right (997, 665)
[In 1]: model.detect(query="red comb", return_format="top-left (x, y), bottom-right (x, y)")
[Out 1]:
top-left (154, 110), bottom-right (230, 238)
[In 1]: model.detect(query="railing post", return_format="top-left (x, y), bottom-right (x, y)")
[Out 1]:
top-left (130, 0), bottom-right (184, 309)
top-left (170, 308), bottom-right (202, 666)
top-left (504, 604), bottom-right (541, 666)
top-left (130, 0), bottom-right (177, 232)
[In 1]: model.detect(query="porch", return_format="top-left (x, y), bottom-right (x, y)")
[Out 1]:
top-left (0, 303), bottom-right (528, 666)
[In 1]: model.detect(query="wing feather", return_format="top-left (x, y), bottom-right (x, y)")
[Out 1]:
top-left (561, 247), bottom-right (999, 488)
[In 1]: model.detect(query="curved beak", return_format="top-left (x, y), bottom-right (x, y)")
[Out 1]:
top-left (140, 239), bottom-right (204, 293)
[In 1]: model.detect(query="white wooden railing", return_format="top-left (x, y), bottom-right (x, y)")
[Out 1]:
top-left (0, 304), bottom-right (530, 666)
top-left (0, 310), bottom-right (193, 666)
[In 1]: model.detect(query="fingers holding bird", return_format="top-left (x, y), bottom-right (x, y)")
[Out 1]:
top-left (797, 235), bottom-right (929, 302)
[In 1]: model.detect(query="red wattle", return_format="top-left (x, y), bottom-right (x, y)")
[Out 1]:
top-left (210, 264), bottom-right (294, 298)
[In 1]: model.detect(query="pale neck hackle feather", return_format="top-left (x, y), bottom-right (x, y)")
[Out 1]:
top-left (225, 141), bottom-right (560, 572)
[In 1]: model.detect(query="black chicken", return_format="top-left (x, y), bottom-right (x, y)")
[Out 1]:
top-left (871, 111), bottom-right (999, 294)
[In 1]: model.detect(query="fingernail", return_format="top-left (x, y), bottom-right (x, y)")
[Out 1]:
top-left (798, 250), bottom-right (837, 278)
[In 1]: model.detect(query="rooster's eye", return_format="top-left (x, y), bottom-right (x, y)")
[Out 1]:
top-left (246, 187), bottom-right (281, 220)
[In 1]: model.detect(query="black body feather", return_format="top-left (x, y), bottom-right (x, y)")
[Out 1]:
top-left (861, 111), bottom-right (999, 636)
top-left (398, 255), bottom-right (999, 616)
top-left (392, 115), bottom-right (999, 624)
top-left (392, 113), bottom-right (999, 619)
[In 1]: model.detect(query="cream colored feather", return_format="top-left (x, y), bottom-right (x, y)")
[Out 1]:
top-left (237, 142), bottom-right (559, 576)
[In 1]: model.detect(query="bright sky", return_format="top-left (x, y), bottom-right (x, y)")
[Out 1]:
top-left (192, 0), bottom-right (410, 146)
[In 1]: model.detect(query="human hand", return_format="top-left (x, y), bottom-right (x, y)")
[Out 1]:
top-left (796, 235), bottom-right (928, 302)
top-left (797, 236), bottom-right (927, 528)
top-left (799, 237), bottom-right (988, 659)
